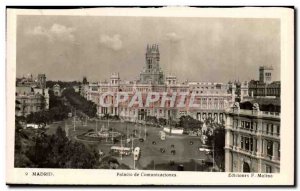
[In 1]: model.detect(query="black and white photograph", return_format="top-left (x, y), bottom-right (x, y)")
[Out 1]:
top-left (6, 7), bottom-right (294, 185)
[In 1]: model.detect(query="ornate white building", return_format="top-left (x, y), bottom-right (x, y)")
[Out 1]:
top-left (84, 44), bottom-right (235, 123)
top-left (224, 99), bottom-right (280, 173)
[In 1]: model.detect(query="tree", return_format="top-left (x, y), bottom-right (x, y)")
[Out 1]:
top-left (158, 118), bottom-right (167, 126)
top-left (63, 87), bottom-right (97, 118)
top-left (23, 126), bottom-right (100, 168)
top-left (146, 116), bottom-right (158, 124)
top-left (179, 115), bottom-right (202, 131)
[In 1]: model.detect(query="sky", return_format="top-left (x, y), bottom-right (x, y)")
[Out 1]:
top-left (16, 15), bottom-right (280, 83)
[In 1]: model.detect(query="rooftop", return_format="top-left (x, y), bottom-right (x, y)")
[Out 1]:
top-left (240, 98), bottom-right (281, 112)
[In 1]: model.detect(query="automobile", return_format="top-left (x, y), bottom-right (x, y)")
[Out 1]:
top-left (160, 148), bottom-right (165, 153)
top-left (189, 141), bottom-right (194, 145)
top-left (134, 147), bottom-right (141, 160)
top-left (171, 144), bottom-right (175, 148)
top-left (152, 141), bottom-right (156, 145)
top-left (139, 138), bottom-right (144, 142)
top-left (177, 164), bottom-right (184, 171)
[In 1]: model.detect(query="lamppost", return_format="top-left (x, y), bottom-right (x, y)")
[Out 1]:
top-left (212, 142), bottom-right (215, 171)
top-left (120, 136), bottom-right (123, 160)
top-left (144, 123), bottom-right (147, 141)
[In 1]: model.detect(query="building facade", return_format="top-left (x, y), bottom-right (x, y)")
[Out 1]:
top-left (16, 92), bottom-right (46, 116)
top-left (85, 44), bottom-right (235, 123)
top-left (224, 99), bottom-right (280, 173)
top-left (248, 66), bottom-right (281, 98)
top-left (53, 84), bottom-right (61, 97)
top-left (16, 74), bottom-right (49, 116)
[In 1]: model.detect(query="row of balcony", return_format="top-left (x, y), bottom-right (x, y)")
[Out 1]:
top-left (229, 146), bottom-right (280, 163)
top-left (231, 109), bottom-right (280, 119)
top-left (230, 127), bottom-right (280, 138)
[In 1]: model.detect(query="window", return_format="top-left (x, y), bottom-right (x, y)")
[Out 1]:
top-left (241, 137), bottom-right (244, 149)
top-left (278, 144), bottom-right (280, 158)
top-left (266, 165), bottom-right (272, 173)
top-left (270, 124), bottom-right (273, 135)
top-left (267, 141), bottom-right (273, 156)
top-left (255, 139), bottom-right (258, 152)
top-left (245, 122), bottom-right (250, 129)
top-left (250, 138), bottom-right (253, 151)
top-left (245, 137), bottom-right (250, 150)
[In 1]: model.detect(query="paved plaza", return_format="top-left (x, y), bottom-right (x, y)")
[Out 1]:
top-left (46, 119), bottom-right (213, 171)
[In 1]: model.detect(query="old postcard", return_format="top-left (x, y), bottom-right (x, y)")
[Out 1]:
top-left (6, 7), bottom-right (294, 185)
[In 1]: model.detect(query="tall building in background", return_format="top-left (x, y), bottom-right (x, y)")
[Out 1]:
top-left (259, 66), bottom-right (273, 84)
top-left (37, 74), bottom-right (46, 89)
top-left (139, 44), bottom-right (164, 85)
top-left (53, 84), bottom-right (61, 97)
top-left (249, 66), bottom-right (280, 98)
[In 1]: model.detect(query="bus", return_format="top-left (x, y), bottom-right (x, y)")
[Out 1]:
top-left (110, 146), bottom-right (131, 156)
top-left (133, 147), bottom-right (141, 160)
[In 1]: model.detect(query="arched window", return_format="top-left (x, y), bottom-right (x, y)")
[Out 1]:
top-left (243, 162), bottom-right (251, 173)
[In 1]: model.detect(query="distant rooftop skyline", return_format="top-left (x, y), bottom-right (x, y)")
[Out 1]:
top-left (17, 16), bottom-right (280, 83)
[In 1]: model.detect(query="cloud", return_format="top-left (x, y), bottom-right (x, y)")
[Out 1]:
top-left (27, 24), bottom-right (75, 42)
top-left (164, 32), bottom-right (183, 43)
top-left (99, 34), bottom-right (123, 51)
